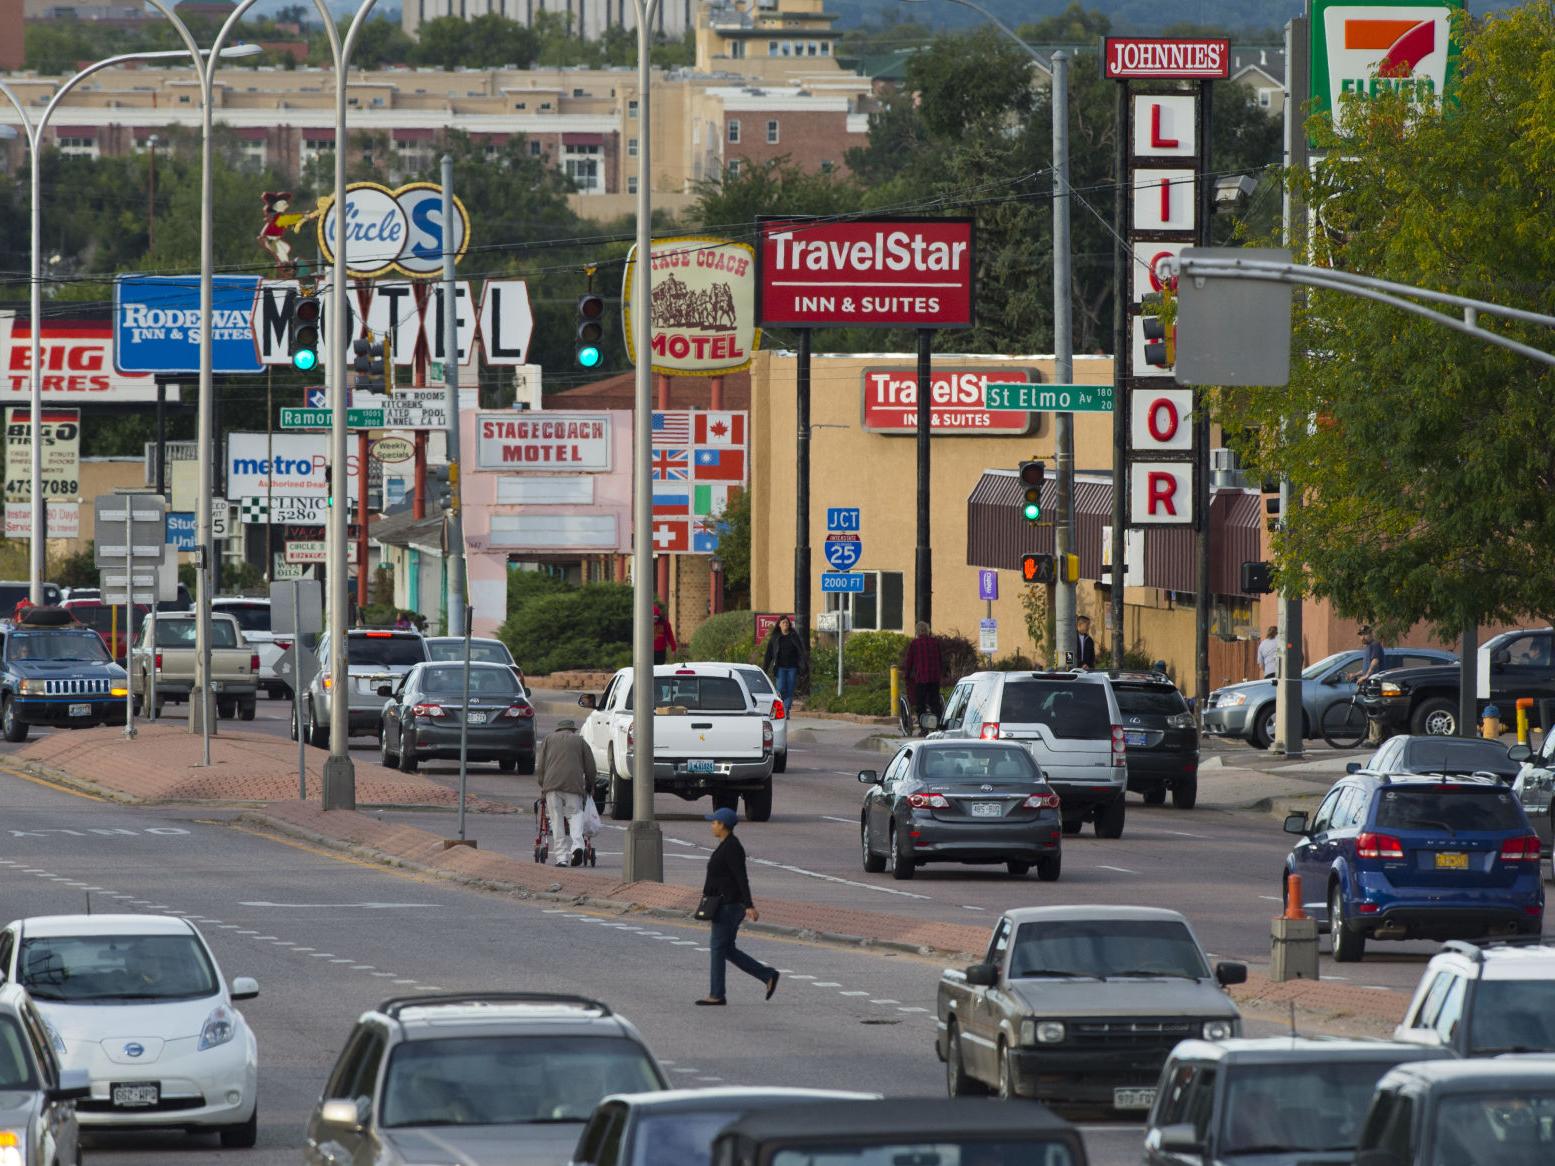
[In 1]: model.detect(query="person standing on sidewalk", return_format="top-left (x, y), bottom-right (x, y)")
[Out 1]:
top-left (535, 718), bottom-right (597, 867)
top-left (901, 622), bottom-right (944, 723)
top-left (763, 617), bottom-right (804, 710)
top-left (1257, 626), bottom-right (1280, 679)
top-left (653, 602), bottom-right (677, 665)
top-left (696, 807), bottom-right (779, 1006)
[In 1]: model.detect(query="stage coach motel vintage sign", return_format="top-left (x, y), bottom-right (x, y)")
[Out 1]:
top-left (623, 236), bottom-right (759, 377)
top-left (476, 414), bottom-right (613, 471)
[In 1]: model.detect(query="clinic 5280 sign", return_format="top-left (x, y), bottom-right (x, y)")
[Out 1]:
top-left (756, 217), bottom-right (974, 329)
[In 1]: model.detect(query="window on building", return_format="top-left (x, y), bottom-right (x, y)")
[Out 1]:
top-left (540, 101), bottom-right (553, 111)
top-left (514, 101), bottom-right (527, 110)
top-left (627, 175), bottom-right (638, 194)
top-left (731, 41), bottom-right (744, 58)
top-left (781, 41), bottom-right (790, 55)
top-left (768, 40), bottom-right (777, 55)
top-left (819, 159), bottom-right (833, 174)
top-left (628, 99), bottom-right (638, 118)
top-left (57, 136), bottom-right (97, 157)
top-left (821, 40), bottom-right (830, 54)
top-left (178, 95), bottom-right (190, 103)
top-left (808, 42), bottom-right (817, 55)
top-left (727, 158), bottom-right (741, 177)
top-left (627, 137), bottom-right (638, 157)
top-left (573, 87), bottom-right (586, 97)
top-left (825, 572), bottom-right (904, 632)
top-left (239, 140), bottom-right (266, 168)
top-left (766, 120), bottom-right (779, 144)
top-left (563, 144), bottom-right (603, 194)
top-left (1258, 89), bottom-right (1273, 108)
top-left (728, 119), bottom-right (740, 143)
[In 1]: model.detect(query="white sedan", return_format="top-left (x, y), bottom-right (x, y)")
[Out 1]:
top-left (734, 664), bottom-right (789, 773)
top-left (1, 914), bottom-right (260, 1147)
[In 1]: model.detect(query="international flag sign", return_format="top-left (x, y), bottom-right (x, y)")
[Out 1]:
top-left (652, 484), bottom-right (690, 516)
top-left (652, 411), bottom-right (691, 446)
top-left (651, 518), bottom-right (689, 552)
top-left (692, 518), bottom-right (721, 553)
top-left (692, 447), bottom-right (744, 482)
top-left (694, 412), bottom-right (745, 446)
top-left (651, 448), bottom-right (690, 480)
top-left (693, 483), bottom-right (732, 517)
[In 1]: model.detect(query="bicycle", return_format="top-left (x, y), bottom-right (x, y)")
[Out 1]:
top-left (1321, 693), bottom-right (1370, 749)
top-left (897, 692), bottom-right (943, 738)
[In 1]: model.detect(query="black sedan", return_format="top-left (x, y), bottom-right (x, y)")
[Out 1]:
top-left (1351, 734), bottom-right (1528, 783)
top-left (859, 740), bottom-right (1062, 881)
top-left (379, 662), bottom-right (536, 774)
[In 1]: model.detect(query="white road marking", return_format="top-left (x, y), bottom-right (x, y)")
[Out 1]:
top-left (821, 816), bottom-right (856, 824)
top-left (239, 901), bottom-right (435, 909)
top-left (871, 999), bottom-right (899, 1005)
top-left (897, 1006), bottom-right (930, 1013)
top-left (1098, 865), bottom-right (1137, 874)
top-left (309, 952), bottom-right (337, 958)
top-left (839, 991), bottom-right (870, 997)
top-left (1259, 896), bottom-right (1281, 902)
top-left (393, 979), bottom-right (418, 985)
top-left (961, 905), bottom-right (987, 911)
top-left (1166, 831), bottom-right (1208, 839)
top-left (812, 982), bottom-right (841, 988)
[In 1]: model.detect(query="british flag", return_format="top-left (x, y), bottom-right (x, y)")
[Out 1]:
top-left (651, 448), bottom-right (689, 480)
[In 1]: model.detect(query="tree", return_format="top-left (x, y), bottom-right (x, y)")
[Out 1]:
top-left (1221, 6), bottom-right (1555, 637)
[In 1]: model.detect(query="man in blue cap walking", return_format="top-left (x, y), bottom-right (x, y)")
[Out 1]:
top-left (696, 806), bottom-right (780, 1006)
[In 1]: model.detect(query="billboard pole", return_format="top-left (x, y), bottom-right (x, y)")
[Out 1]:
top-left (914, 329), bottom-right (932, 627)
top-left (442, 155), bottom-right (467, 640)
top-left (1052, 50), bottom-right (1077, 669)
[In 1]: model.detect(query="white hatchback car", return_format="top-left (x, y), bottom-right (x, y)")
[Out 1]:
top-left (0, 914), bottom-right (260, 1147)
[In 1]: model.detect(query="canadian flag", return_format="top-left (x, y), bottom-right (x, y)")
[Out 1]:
top-left (694, 412), bottom-right (745, 446)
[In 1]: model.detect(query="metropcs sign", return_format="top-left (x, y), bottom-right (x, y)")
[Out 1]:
top-left (1310, 0), bottom-right (1463, 134)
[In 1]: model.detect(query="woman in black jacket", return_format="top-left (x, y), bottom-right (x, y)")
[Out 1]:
top-left (763, 617), bottom-right (804, 710)
top-left (696, 807), bottom-right (779, 1006)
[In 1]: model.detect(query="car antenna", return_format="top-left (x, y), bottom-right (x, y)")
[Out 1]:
top-left (85, 891), bottom-right (91, 916)
top-left (1288, 1000), bottom-right (1298, 1044)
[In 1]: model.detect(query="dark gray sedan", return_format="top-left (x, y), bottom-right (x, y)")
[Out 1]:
top-left (0, 981), bottom-right (89, 1166)
top-left (379, 662), bottom-right (536, 774)
top-left (859, 740), bottom-right (1062, 881)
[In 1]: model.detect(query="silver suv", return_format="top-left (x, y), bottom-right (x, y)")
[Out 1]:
top-left (0, 981), bottom-right (89, 1166)
top-left (304, 993), bottom-right (665, 1166)
top-left (299, 629), bottom-right (427, 746)
top-left (1394, 939), bottom-right (1555, 1057)
top-left (933, 670), bottom-right (1129, 838)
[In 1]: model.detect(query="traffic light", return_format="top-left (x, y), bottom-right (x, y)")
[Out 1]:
top-left (353, 331), bottom-right (386, 392)
top-left (1140, 291), bottom-right (1176, 369)
top-left (1021, 554), bottom-right (1057, 585)
top-left (289, 288), bottom-right (321, 372)
top-left (1018, 460), bottom-right (1045, 523)
top-left (1241, 561), bottom-right (1273, 594)
top-left (1265, 494), bottom-right (1282, 534)
top-left (576, 293), bottom-right (605, 369)
top-left (324, 464), bottom-right (333, 509)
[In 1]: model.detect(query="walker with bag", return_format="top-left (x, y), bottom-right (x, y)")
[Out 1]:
top-left (532, 789), bottom-right (601, 866)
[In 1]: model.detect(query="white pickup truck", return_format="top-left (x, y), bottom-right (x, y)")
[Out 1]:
top-left (578, 663), bottom-right (775, 822)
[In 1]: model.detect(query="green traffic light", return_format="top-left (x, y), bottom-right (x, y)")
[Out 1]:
top-left (577, 345), bottom-right (603, 369)
top-left (1023, 501), bottom-right (1041, 521)
top-left (292, 348), bottom-right (319, 372)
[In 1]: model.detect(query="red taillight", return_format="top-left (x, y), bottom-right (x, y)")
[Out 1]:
top-left (980, 722), bottom-right (1000, 740)
top-left (154, 653), bottom-right (163, 670)
top-left (250, 653), bottom-right (260, 673)
top-left (906, 792), bottom-right (950, 809)
top-left (762, 719), bottom-right (773, 747)
top-left (365, 631), bottom-right (393, 638)
top-left (274, 639), bottom-right (292, 651)
top-left (501, 703), bottom-right (534, 719)
top-left (1023, 791), bottom-right (1061, 810)
top-left (771, 697), bottom-right (786, 721)
top-left (675, 668), bottom-right (696, 675)
top-left (1357, 832), bottom-right (1405, 860)
top-left (1111, 725), bottom-right (1126, 767)
top-left (1500, 835), bottom-right (1543, 863)
top-left (411, 702), bottom-right (445, 719)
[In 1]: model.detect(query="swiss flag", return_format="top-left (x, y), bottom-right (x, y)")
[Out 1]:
top-left (651, 519), bottom-right (689, 552)
top-left (694, 412), bottom-right (745, 446)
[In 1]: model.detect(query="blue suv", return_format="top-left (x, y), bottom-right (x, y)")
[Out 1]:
top-left (1282, 773), bottom-right (1544, 961)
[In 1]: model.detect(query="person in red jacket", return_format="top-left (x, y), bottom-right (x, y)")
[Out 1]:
top-left (653, 602), bottom-right (677, 665)
top-left (901, 621), bottom-right (944, 724)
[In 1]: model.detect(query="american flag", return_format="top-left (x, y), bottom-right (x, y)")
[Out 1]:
top-left (651, 448), bottom-right (689, 480)
top-left (652, 411), bottom-right (691, 446)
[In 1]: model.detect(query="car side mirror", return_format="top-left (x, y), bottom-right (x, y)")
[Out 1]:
top-left (1509, 743), bottom-right (1532, 763)
top-left (47, 1068), bottom-right (90, 1102)
top-left (1158, 1123), bottom-right (1203, 1155)
top-left (230, 976), bottom-right (259, 1001)
top-left (1346, 761), bottom-right (1362, 774)
top-left (1215, 961), bottom-right (1247, 987)
top-left (578, 693), bottom-right (598, 709)
top-left (319, 1098), bottom-right (363, 1130)
top-left (963, 963), bottom-right (998, 987)
top-left (376, 684), bottom-right (393, 697)
top-left (857, 769), bottom-right (879, 784)
top-left (1490, 648), bottom-right (1511, 667)
top-left (1283, 811), bottom-right (1309, 836)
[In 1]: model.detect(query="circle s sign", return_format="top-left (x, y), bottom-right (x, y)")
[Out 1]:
top-left (370, 436), bottom-right (416, 463)
top-left (392, 183), bottom-right (471, 277)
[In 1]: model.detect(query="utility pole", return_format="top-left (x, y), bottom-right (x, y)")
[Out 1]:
top-left (441, 156), bottom-right (466, 639)
top-left (1051, 51), bottom-right (1076, 669)
top-left (1193, 81), bottom-right (1214, 713)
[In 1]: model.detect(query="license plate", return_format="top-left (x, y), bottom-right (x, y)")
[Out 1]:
top-left (1113, 1087), bottom-right (1155, 1110)
top-left (1435, 851), bottom-right (1469, 870)
top-left (466, 711), bottom-right (487, 725)
top-left (210, 681), bottom-right (223, 692)
top-left (1124, 730), bottom-right (1148, 747)
top-left (970, 802), bottom-right (1003, 817)
top-left (111, 1082), bottom-right (159, 1108)
top-left (68, 703), bottom-right (90, 717)
top-left (687, 759), bottom-right (716, 774)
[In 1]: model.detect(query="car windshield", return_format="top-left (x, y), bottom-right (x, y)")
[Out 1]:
top-left (418, 667), bottom-right (522, 698)
top-left (1372, 787), bottom-right (1526, 832)
top-left (1467, 981), bottom-right (1555, 1053)
top-left (770, 1141), bottom-right (1076, 1166)
top-left (918, 747), bottom-right (1040, 782)
top-left (1218, 1061), bottom-right (1415, 1154)
top-left (8, 630), bottom-right (112, 662)
top-left (428, 640), bottom-right (513, 665)
top-left (1303, 652), bottom-right (1354, 680)
top-left (379, 1034), bottom-right (660, 1128)
top-left (0, 1015), bottom-right (37, 1090)
top-left (736, 668), bottom-right (775, 695)
top-left (632, 676), bottom-right (747, 711)
top-left (1430, 1091), bottom-right (1555, 1165)
top-left (1399, 738), bottom-right (1521, 778)
top-left (633, 1110), bottom-right (747, 1166)
top-left (349, 634), bottom-right (427, 668)
top-left (19, 933), bottom-right (220, 1002)
top-left (153, 619), bottom-right (238, 649)
top-left (1009, 920), bottom-right (1209, 979)
top-left (997, 681), bottom-right (1110, 739)
top-left (1112, 687), bottom-right (1189, 716)
top-left (214, 604), bottom-right (271, 633)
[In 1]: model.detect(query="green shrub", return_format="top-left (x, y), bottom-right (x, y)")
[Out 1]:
top-left (935, 632), bottom-right (980, 683)
top-left (840, 630), bottom-right (910, 675)
top-left (688, 609), bottom-right (756, 663)
top-left (992, 650), bottom-right (1040, 671)
top-left (498, 582), bottom-right (633, 674)
top-left (804, 677), bottom-right (893, 716)
top-left (506, 567), bottom-right (573, 615)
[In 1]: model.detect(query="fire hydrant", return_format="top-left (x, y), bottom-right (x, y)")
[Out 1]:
top-left (1482, 704), bottom-right (1502, 740)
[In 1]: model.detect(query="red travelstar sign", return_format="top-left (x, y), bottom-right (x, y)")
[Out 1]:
top-left (1104, 37), bottom-right (1231, 79)
top-left (756, 217), bottom-right (975, 330)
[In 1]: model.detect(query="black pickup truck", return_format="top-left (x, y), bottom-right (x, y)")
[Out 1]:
top-left (1359, 627), bottom-right (1555, 738)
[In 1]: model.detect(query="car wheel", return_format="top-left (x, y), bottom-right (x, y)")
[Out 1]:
top-left (997, 1039), bottom-right (1016, 1100)
top-left (888, 824), bottom-right (915, 881)
top-left (743, 780), bottom-right (773, 822)
top-left (379, 728), bottom-right (397, 768)
top-left (1330, 883), bottom-right (1366, 962)
top-left (398, 728), bottom-right (418, 773)
top-left (289, 704), bottom-right (298, 740)
top-left (1036, 853), bottom-right (1062, 882)
top-left (497, 755), bottom-right (518, 773)
top-left (1412, 697), bottom-right (1458, 737)
top-left (1172, 776), bottom-right (1198, 810)
top-left (1006, 860), bottom-right (1030, 878)
top-left (1142, 786), bottom-right (1167, 806)
top-left (516, 751), bottom-right (535, 776)
top-left (238, 699), bottom-right (256, 722)
top-left (1061, 817), bottom-right (1083, 836)
top-left (861, 818), bottom-right (885, 873)
top-left (945, 1022), bottom-right (986, 1097)
top-left (151, 689), bottom-right (164, 718)
top-left (1, 697), bottom-right (27, 744)
top-left (773, 749), bottom-right (788, 774)
top-left (218, 1104), bottom-right (258, 1149)
top-left (608, 747), bottom-right (631, 821)
top-left (217, 698), bottom-right (236, 719)
top-left (306, 702), bottom-right (328, 749)
top-left (1250, 705), bottom-right (1277, 750)
top-left (1095, 795), bottom-right (1126, 839)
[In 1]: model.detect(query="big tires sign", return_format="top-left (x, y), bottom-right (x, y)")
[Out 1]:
top-left (756, 217), bottom-right (975, 329)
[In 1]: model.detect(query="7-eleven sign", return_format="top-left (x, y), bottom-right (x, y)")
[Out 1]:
top-left (1310, 0), bottom-right (1463, 137)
